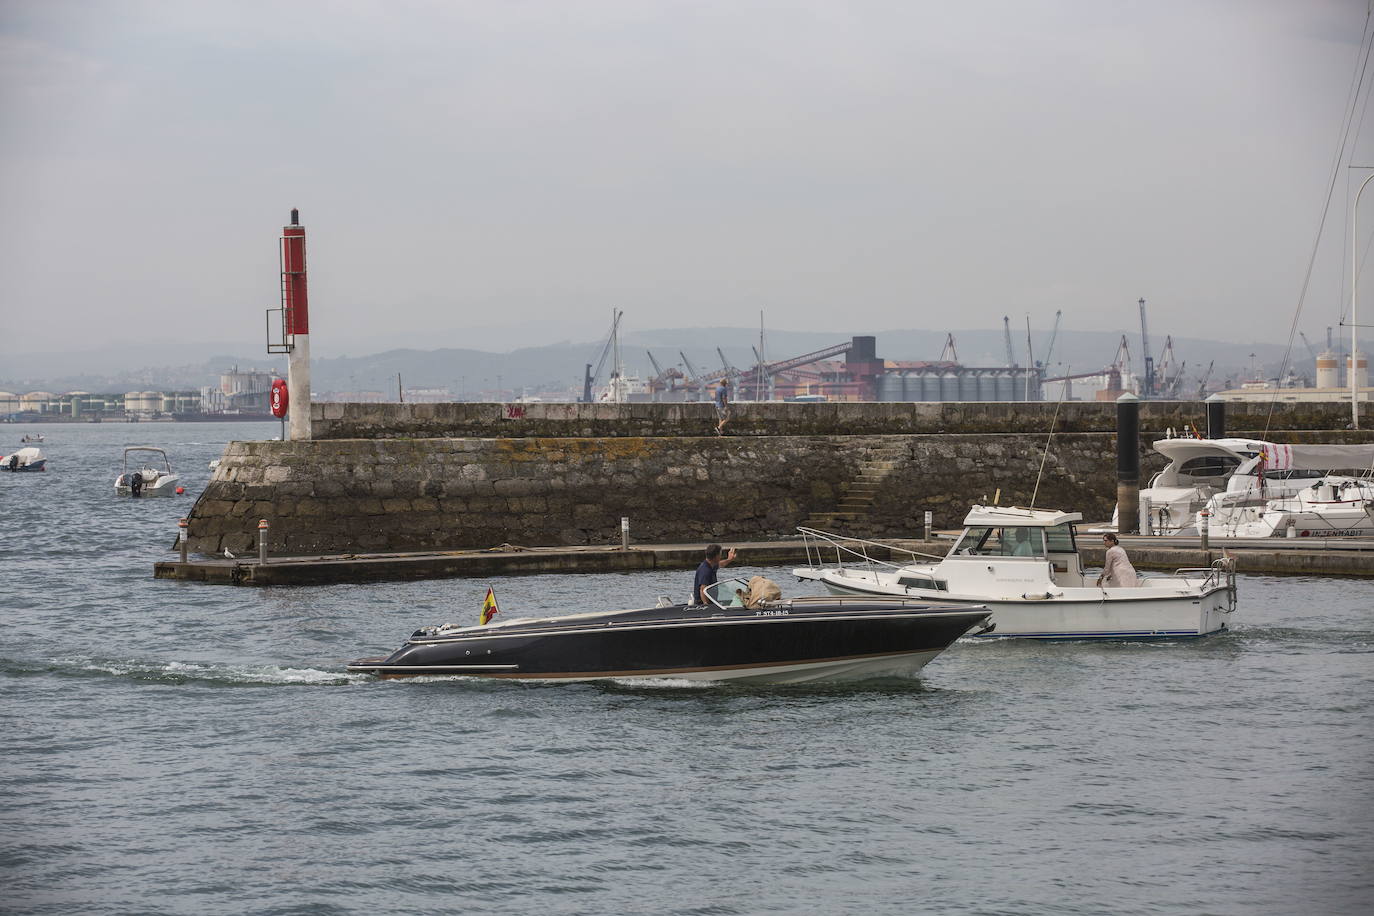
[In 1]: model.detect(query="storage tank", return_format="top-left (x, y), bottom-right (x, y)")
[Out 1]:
top-left (1348, 351), bottom-right (1369, 389)
top-left (1316, 350), bottom-right (1340, 388)
top-left (21, 391), bottom-right (53, 412)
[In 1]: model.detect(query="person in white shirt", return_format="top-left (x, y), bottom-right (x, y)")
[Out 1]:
top-left (1096, 533), bottom-right (1139, 587)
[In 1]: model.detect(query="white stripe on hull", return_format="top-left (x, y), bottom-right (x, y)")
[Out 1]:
top-left (817, 580), bottom-right (1230, 638)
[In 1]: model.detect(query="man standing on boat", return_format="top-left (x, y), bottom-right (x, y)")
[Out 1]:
top-left (693, 543), bottom-right (738, 604)
top-left (1096, 533), bottom-right (1140, 588)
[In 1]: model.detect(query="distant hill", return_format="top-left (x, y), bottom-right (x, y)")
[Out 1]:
top-left (3, 327), bottom-right (1365, 397)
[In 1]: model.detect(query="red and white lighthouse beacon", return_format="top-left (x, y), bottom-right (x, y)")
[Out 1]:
top-left (278, 208), bottom-right (312, 441)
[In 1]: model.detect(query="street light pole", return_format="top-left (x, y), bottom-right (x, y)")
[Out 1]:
top-left (1353, 171), bottom-right (1374, 429)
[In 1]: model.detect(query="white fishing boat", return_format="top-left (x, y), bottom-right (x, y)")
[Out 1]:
top-left (1121, 437), bottom-right (1374, 535)
top-left (114, 446), bottom-right (181, 497)
top-left (793, 505), bottom-right (1236, 639)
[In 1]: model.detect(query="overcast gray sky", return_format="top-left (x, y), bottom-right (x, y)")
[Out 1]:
top-left (0, 0), bottom-right (1369, 359)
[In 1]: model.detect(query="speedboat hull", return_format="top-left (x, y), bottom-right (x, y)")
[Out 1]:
top-left (115, 473), bottom-right (180, 497)
top-left (347, 601), bottom-right (992, 683)
top-left (796, 568), bottom-right (1234, 639)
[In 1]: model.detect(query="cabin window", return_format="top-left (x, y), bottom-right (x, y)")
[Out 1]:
top-left (1044, 523), bottom-right (1077, 553)
top-left (1177, 456), bottom-right (1241, 479)
top-left (954, 526), bottom-right (1045, 558)
top-left (897, 575), bottom-right (947, 590)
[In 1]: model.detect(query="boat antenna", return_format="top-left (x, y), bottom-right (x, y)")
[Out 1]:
top-left (1030, 365), bottom-right (1069, 510)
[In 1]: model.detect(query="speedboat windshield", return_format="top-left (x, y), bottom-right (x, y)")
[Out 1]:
top-left (702, 578), bottom-right (752, 609)
top-left (123, 447), bottom-right (172, 473)
top-left (951, 526), bottom-right (1046, 558)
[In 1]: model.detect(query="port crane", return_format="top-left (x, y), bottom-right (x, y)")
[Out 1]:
top-left (937, 333), bottom-right (959, 363)
top-left (1196, 360), bottom-right (1214, 399)
top-left (677, 350), bottom-right (713, 399)
top-left (1002, 316), bottom-right (1017, 368)
top-left (581, 309), bottom-right (624, 402)
top-left (1040, 310), bottom-right (1062, 370)
top-left (645, 350), bottom-right (684, 400)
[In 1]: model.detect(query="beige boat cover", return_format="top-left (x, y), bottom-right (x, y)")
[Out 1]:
top-left (743, 576), bottom-right (783, 608)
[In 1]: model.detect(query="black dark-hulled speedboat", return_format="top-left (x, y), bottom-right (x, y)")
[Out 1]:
top-left (346, 577), bottom-right (993, 684)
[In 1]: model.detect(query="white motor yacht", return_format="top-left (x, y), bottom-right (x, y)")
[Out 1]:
top-left (115, 446), bottom-right (181, 497)
top-left (1120, 437), bottom-right (1374, 535)
top-left (793, 505), bottom-right (1237, 640)
top-left (1202, 475), bottom-right (1374, 538)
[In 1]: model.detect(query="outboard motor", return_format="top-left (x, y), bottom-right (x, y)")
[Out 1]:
top-left (6, 454), bottom-right (17, 472)
top-left (130, 471), bottom-right (144, 498)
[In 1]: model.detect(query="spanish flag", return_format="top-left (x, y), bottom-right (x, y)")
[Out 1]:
top-left (479, 586), bottom-right (500, 625)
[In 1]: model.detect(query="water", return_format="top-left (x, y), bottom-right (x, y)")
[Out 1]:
top-left (3, 423), bottom-right (1372, 915)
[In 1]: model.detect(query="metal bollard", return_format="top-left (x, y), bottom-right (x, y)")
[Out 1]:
top-left (1199, 510), bottom-right (1210, 551)
top-left (258, 519), bottom-right (270, 565)
top-left (178, 517), bottom-right (188, 563)
top-left (924, 510), bottom-right (933, 542)
top-left (621, 516), bottom-right (630, 551)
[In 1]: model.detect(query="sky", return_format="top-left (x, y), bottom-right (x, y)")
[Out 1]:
top-left (1, 0), bottom-right (1370, 360)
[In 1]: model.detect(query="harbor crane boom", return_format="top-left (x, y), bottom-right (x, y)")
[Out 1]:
top-left (1003, 316), bottom-right (1016, 368)
top-left (1139, 298), bottom-right (1155, 398)
top-left (1299, 332), bottom-right (1318, 361)
top-left (716, 347), bottom-right (739, 376)
top-left (679, 351), bottom-right (705, 383)
top-left (1196, 360), bottom-right (1214, 399)
top-left (939, 333), bottom-right (959, 363)
top-left (1042, 310), bottom-right (1062, 369)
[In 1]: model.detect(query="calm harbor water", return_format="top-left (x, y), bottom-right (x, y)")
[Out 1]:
top-left (2, 422), bottom-right (1372, 915)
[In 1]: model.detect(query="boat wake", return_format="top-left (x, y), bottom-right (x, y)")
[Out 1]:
top-left (1, 655), bottom-right (366, 687)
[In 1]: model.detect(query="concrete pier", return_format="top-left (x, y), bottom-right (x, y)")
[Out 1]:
top-left (154, 536), bottom-right (1374, 586)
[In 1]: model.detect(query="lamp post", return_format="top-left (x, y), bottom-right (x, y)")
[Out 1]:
top-left (1352, 171), bottom-right (1374, 429)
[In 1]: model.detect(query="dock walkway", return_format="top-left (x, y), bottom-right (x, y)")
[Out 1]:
top-left (154, 535), bottom-right (1374, 586)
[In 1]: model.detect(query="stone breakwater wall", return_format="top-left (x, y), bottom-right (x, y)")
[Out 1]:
top-left (188, 433), bottom-right (1127, 557)
top-left (310, 400), bottom-right (1369, 440)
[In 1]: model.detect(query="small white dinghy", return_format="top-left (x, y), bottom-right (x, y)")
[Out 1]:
top-left (793, 505), bottom-right (1237, 640)
top-left (115, 446), bottom-right (181, 497)
top-left (1, 446), bottom-right (46, 472)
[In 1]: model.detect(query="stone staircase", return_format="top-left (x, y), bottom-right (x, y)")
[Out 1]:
top-left (800, 443), bottom-right (909, 533)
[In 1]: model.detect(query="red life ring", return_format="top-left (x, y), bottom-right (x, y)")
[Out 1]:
top-left (270, 379), bottom-right (289, 418)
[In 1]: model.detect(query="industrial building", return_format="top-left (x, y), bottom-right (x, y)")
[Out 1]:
top-left (692, 336), bottom-right (1044, 403)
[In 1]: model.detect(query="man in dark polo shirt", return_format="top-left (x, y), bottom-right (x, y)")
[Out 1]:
top-left (693, 543), bottom-right (737, 604)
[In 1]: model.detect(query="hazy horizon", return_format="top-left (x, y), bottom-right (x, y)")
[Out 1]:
top-left (2, 1), bottom-right (1370, 358)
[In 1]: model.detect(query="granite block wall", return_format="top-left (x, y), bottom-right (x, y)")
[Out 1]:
top-left (188, 433), bottom-right (1127, 556)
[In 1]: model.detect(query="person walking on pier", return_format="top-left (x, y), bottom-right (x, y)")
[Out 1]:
top-left (1096, 533), bottom-right (1139, 588)
top-left (714, 378), bottom-right (732, 436)
top-left (693, 543), bottom-right (737, 604)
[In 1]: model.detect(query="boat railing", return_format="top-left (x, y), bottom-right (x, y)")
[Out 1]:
top-left (1172, 557), bottom-right (1238, 609)
top-left (797, 526), bottom-right (946, 583)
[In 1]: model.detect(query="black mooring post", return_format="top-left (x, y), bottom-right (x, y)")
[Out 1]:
top-left (1206, 395), bottom-right (1225, 440)
top-left (1116, 393), bottom-right (1140, 534)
